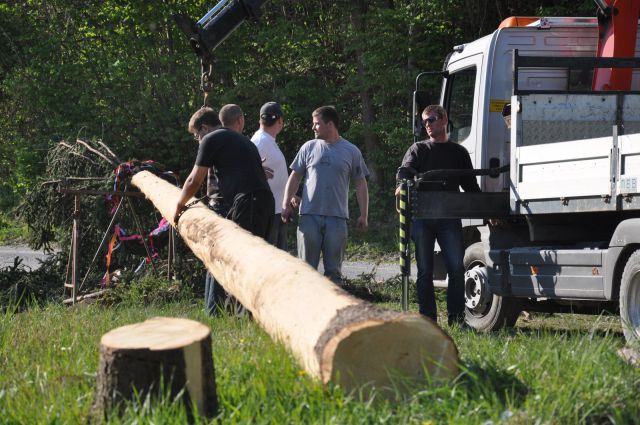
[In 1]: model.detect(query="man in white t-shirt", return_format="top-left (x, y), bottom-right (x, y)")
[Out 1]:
top-left (251, 102), bottom-right (289, 250)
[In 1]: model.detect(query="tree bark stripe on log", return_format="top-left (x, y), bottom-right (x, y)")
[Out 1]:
top-left (131, 171), bottom-right (459, 393)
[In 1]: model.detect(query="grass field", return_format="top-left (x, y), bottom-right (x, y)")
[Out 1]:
top-left (1, 280), bottom-right (639, 424)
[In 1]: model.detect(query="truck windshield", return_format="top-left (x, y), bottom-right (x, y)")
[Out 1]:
top-left (446, 67), bottom-right (476, 143)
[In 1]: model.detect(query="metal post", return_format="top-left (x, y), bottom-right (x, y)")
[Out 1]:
top-left (71, 195), bottom-right (80, 304)
top-left (398, 180), bottom-right (412, 311)
top-left (167, 228), bottom-right (175, 280)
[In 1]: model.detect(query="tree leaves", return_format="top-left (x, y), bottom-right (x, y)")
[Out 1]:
top-left (1, 0), bottom-right (595, 209)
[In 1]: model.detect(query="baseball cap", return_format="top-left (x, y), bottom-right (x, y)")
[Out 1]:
top-left (260, 102), bottom-right (284, 120)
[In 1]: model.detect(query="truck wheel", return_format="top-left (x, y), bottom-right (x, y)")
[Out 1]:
top-left (620, 250), bottom-right (640, 344)
top-left (463, 242), bottom-right (520, 331)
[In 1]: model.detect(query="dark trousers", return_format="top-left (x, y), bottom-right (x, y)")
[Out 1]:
top-left (204, 189), bottom-right (274, 316)
top-left (268, 213), bottom-right (288, 251)
top-left (412, 218), bottom-right (466, 325)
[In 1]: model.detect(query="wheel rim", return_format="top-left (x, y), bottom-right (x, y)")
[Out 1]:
top-left (626, 269), bottom-right (640, 339)
top-left (464, 265), bottom-right (492, 316)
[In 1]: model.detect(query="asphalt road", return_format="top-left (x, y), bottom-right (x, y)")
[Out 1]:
top-left (0, 245), bottom-right (446, 286)
top-left (0, 244), bottom-right (410, 278)
top-left (320, 260), bottom-right (410, 281)
top-left (0, 245), bottom-right (54, 270)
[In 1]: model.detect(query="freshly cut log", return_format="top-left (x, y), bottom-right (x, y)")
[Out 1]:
top-left (131, 171), bottom-right (459, 392)
top-left (92, 317), bottom-right (217, 420)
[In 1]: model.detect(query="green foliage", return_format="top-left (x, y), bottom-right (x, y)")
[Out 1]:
top-left (1, 0), bottom-right (599, 214)
top-left (101, 273), bottom-right (195, 307)
top-left (0, 213), bottom-right (28, 244)
top-left (0, 0), bottom-right (611, 265)
top-left (0, 256), bottom-right (63, 309)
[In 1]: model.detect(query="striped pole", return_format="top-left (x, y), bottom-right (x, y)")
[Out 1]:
top-left (398, 180), bottom-right (412, 311)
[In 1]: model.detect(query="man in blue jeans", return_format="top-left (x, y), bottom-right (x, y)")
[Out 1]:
top-left (395, 105), bottom-right (480, 326)
top-left (282, 106), bottom-right (369, 283)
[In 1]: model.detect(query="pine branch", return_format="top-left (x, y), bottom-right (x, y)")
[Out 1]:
top-left (76, 139), bottom-right (119, 167)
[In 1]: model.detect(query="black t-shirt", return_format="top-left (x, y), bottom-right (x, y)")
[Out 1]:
top-left (195, 128), bottom-right (270, 207)
top-left (396, 140), bottom-right (481, 192)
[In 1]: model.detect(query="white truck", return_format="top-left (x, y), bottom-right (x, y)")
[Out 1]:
top-left (174, 0), bottom-right (640, 343)
top-left (408, 12), bottom-right (640, 343)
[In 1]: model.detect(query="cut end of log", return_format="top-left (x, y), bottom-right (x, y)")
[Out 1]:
top-left (101, 316), bottom-right (210, 351)
top-left (319, 307), bottom-right (458, 393)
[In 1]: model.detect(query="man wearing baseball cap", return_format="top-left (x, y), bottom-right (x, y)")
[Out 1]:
top-left (251, 102), bottom-right (289, 250)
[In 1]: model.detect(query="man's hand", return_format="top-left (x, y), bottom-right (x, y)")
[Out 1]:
top-left (263, 165), bottom-right (274, 179)
top-left (290, 195), bottom-right (301, 209)
top-left (261, 158), bottom-right (274, 179)
top-left (281, 204), bottom-right (293, 223)
top-left (356, 215), bottom-right (368, 232)
top-left (394, 186), bottom-right (401, 213)
top-left (282, 170), bottom-right (302, 221)
top-left (173, 202), bottom-right (187, 225)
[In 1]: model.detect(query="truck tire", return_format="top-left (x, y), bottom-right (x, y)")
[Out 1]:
top-left (620, 250), bottom-right (640, 344)
top-left (463, 242), bottom-right (521, 331)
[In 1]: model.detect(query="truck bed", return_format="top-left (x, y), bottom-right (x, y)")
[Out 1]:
top-left (510, 93), bottom-right (640, 214)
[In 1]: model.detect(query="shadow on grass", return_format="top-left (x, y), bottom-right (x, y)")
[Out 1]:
top-left (456, 359), bottom-right (529, 406)
top-left (511, 314), bottom-right (624, 340)
top-left (340, 272), bottom-right (403, 304)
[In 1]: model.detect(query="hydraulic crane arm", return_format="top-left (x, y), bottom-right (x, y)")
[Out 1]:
top-left (592, 0), bottom-right (640, 91)
top-left (175, 0), bottom-right (270, 61)
top-left (174, 0), bottom-right (270, 103)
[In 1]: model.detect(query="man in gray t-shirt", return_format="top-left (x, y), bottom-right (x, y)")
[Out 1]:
top-left (282, 106), bottom-right (369, 283)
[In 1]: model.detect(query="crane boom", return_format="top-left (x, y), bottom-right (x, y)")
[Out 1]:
top-left (592, 0), bottom-right (640, 90)
top-left (175, 0), bottom-right (270, 60)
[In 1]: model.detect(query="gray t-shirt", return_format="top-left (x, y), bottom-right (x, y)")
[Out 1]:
top-left (290, 138), bottom-right (369, 219)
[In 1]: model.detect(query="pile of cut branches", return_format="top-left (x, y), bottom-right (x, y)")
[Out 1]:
top-left (8, 139), bottom-right (204, 305)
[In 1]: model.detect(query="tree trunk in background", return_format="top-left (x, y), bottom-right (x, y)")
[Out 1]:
top-left (351, 0), bottom-right (383, 186)
top-left (131, 171), bottom-right (459, 395)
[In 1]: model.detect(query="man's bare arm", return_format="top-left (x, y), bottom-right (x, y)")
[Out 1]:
top-left (173, 165), bottom-right (208, 224)
top-left (354, 177), bottom-right (369, 232)
top-left (281, 170), bottom-right (302, 223)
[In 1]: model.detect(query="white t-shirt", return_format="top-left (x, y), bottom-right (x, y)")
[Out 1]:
top-left (251, 129), bottom-right (288, 214)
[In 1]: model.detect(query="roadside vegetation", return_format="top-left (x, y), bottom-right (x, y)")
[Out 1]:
top-left (1, 275), bottom-right (638, 424)
top-left (0, 213), bottom-right (28, 245)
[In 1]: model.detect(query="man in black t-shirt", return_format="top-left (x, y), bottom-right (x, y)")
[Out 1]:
top-left (175, 107), bottom-right (274, 315)
top-left (395, 105), bottom-right (480, 327)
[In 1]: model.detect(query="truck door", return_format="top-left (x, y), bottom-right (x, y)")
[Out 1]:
top-left (442, 54), bottom-right (483, 174)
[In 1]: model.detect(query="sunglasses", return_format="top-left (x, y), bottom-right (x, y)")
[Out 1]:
top-left (422, 116), bottom-right (441, 126)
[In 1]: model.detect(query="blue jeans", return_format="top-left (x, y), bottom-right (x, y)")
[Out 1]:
top-left (297, 214), bottom-right (347, 283)
top-left (204, 271), bottom-right (225, 316)
top-left (412, 218), bottom-right (465, 325)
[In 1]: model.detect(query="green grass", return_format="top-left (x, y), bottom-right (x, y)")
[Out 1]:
top-left (1, 289), bottom-right (639, 424)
